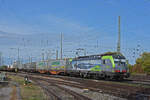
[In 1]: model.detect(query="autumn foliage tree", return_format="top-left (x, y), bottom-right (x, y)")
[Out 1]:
top-left (130, 52), bottom-right (150, 74)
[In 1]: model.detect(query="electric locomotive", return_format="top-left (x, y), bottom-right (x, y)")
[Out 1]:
top-left (66, 52), bottom-right (130, 80)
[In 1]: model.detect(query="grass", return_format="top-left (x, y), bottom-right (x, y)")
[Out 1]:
top-left (8, 75), bottom-right (47, 100)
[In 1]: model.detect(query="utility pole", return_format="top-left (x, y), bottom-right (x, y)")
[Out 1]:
top-left (117, 16), bottom-right (121, 53)
top-left (42, 53), bottom-right (44, 61)
top-left (46, 50), bottom-right (50, 68)
top-left (0, 52), bottom-right (2, 66)
top-left (17, 48), bottom-right (20, 64)
top-left (10, 48), bottom-right (20, 64)
top-left (46, 51), bottom-right (49, 61)
top-left (11, 57), bottom-right (13, 65)
top-left (60, 33), bottom-right (63, 60)
top-left (41, 49), bottom-right (45, 61)
top-left (56, 50), bottom-right (58, 60)
top-left (31, 57), bottom-right (32, 63)
top-left (29, 56), bottom-right (31, 64)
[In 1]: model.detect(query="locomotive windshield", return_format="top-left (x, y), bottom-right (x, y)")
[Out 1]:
top-left (114, 59), bottom-right (126, 66)
top-left (113, 54), bottom-right (126, 66)
top-left (112, 54), bottom-right (125, 59)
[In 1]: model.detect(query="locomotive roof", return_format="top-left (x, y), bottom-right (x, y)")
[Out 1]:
top-left (75, 52), bottom-right (125, 60)
top-left (76, 55), bottom-right (101, 60)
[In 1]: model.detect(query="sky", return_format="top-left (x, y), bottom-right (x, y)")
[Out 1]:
top-left (0, 0), bottom-right (150, 64)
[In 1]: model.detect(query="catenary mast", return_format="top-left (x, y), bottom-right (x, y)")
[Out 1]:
top-left (117, 16), bottom-right (121, 53)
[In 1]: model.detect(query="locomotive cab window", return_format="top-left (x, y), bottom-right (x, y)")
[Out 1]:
top-left (114, 59), bottom-right (126, 66)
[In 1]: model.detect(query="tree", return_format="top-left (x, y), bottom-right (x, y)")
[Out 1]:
top-left (134, 52), bottom-right (150, 74)
top-left (127, 64), bottom-right (133, 72)
top-left (0, 65), bottom-right (7, 70)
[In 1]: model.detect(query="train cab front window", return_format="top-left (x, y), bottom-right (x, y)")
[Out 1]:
top-left (114, 59), bottom-right (126, 66)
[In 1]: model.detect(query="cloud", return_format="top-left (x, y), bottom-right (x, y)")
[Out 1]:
top-left (0, 13), bottom-right (99, 37)
top-left (0, 30), bottom-right (20, 38)
top-left (36, 14), bottom-right (96, 35)
top-left (0, 23), bottom-right (38, 35)
top-left (35, 14), bottom-right (110, 44)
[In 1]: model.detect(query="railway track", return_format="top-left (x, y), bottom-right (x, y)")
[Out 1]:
top-left (9, 72), bottom-right (92, 100)
top-left (34, 80), bottom-right (62, 100)
top-left (32, 77), bottom-right (92, 100)
top-left (26, 72), bottom-right (150, 87)
top-left (123, 79), bottom-right (150, 87)
top-left (7, 72), bottom-right (150, 100)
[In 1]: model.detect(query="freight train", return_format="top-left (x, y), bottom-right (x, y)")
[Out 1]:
top-left (1, 52), bottom-right (130, 80)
